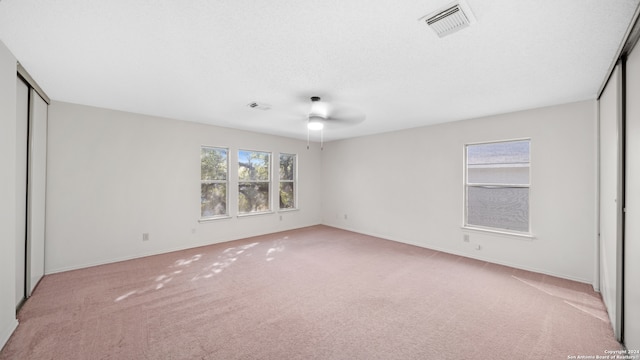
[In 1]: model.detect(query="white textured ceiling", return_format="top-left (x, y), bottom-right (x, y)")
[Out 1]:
top-left (1, 0), bottom-right (638, 141)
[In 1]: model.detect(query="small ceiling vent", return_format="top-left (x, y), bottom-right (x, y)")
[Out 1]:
top-left (419, 1), bottom-right (476, 38)
top-left (247, 102), bottom-right (271, 110)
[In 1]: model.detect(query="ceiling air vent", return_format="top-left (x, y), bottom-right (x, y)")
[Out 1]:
top-left (419, 1), bottom-right (476, 38)
top-left (247, 102), bottom-right (271, 110)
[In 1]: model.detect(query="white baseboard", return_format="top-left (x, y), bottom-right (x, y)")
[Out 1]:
top-left (0, 318), bottom-right (18, 352)
top-left (325, 223), bottom-right (592, 285)
top-left (46, 223), bottom-right (321, 274)
top-left (46, 221), bottom-right (592, 285)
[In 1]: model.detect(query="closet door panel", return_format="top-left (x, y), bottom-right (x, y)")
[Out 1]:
top-left (624, 42), bottom-right (640, 350)
top-left (599, 64), bottom-right (623, 340)
top-left (27, 89), bottom-right (47, 295)
top-left (15, 78), bottom-right (28, 306)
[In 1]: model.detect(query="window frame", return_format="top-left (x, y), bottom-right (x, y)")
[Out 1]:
top-left (463, 138), bottom-right (533, 237)
top-left (278, 153), bottom-right (298, 211)
top-left (200, 146), bottom-right (230, 221)
top-left (237, 149), bottom-right (273, 216)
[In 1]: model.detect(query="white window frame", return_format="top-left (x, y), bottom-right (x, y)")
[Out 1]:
top-left (200, 146), bottom-right (230, 221)
top-left (278, 153), bottom-right (298, 211)
top-left (463, 138), bottom-right (532, 237)
top-left (238, 149), bottom-right (272, 216)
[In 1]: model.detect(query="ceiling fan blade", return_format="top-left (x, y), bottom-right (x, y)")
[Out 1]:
top-left (326, 105), bottom-right (366, 127)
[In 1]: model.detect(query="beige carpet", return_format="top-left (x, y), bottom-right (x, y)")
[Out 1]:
top-left (0, 225), bottom-right (621, 359)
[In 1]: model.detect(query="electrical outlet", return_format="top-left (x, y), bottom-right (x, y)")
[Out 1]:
top-left (191, 228), bottom-right (196, 234)
top-left (475, 244), bottom-right (481, 250)
top-left (142, 233), bottom-right (149, 241)
top-left (344, 214), bottom-right (348, 220)
top-left (279, 215), bottom-right (283, 221)
top-left (463, 234), bottom-right (470, 242)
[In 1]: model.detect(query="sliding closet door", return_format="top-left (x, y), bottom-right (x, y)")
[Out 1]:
top-left (26, 89), bottom-right (47, 295)
top-left (625, 46), bottom-right (640, 349)
top-left (15, 78), bottom-right (28, 307)
top-left (599, 63), bottom-right (623, 340)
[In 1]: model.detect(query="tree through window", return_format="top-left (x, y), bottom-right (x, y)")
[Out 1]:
top-left (238, 150), bottom-right (271, 214)
top-left (279, 153), bottom-right (296, 209)
top-left (201, 147), bottom-right (228, 218)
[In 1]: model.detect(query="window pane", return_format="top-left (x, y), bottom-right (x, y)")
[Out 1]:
top-left (239, 182), bottom-right (270, 213)
top-left (201, 183), bottom-right (227, 217)
top-left (239, 150), bottom-right (270, 181)
top-left (280, 154), bottom-right (295, 181)
top-left (468, 165), bottom-right (529, 184)
top-left (201, 147), bottom-right (227, 181)
top-left (467, 140), bottom-right (530, 166)
top-left (467, 186), bottom-right (529, 232)
top-left (280, 182), bottom-right (295, 209)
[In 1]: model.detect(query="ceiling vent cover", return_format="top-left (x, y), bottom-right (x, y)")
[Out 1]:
top-left (419, 1), bottom-right (476, 38)
top-left (247, 102), bottom-right (271, 110)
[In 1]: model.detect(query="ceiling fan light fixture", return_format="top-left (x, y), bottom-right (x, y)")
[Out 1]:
top-left (307, 116), bottom-right (324, 130)
top-left (308, 116), bottom-right (324, 130)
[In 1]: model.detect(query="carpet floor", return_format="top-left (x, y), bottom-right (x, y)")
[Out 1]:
top-left (0, 225), bottom-right (621, 359)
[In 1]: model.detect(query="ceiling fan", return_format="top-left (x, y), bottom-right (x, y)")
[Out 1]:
top-left (305, 96), bottom-right (365, 150)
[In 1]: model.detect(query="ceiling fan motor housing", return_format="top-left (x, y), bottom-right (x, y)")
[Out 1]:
top-left (309, 96), bottom-right (327, 119)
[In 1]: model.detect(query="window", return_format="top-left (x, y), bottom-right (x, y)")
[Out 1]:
top-left (465, 139), bottom-right (530, 233)
top-left (201, 147), bottom-right (228, 218)
top-left (238, 150), bottom-right (271, 214)
top-left (279, 153), bottom-right (297, 210)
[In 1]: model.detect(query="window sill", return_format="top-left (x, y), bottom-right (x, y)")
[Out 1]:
top-left (461, 226), bottom-right (535, 240)
top-left (237, 211), bottom-right (275, 218)
top-left (199, 215), bottom-right (232, 223)
top-left (278, 208), bottom-right (299, 213)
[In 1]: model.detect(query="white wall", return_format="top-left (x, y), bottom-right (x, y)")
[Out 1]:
top-left (321, 100), bottom-right (598, 283)
top-left (46, 102), bottom-right (322, 273)
top-left (0, 40), bottom-right (19, 349)
top-left (624, 43), bottom-right (640, 350)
